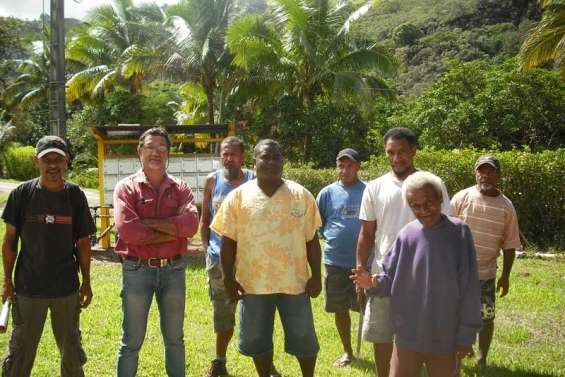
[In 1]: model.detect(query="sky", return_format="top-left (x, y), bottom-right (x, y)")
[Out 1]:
top-left (0, 0), bottom-right (177, 20)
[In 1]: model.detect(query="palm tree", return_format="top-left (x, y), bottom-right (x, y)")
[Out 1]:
top-left (3, 47), bottom-right (49, 111)
top-left (66, 0), bottom-right (168, 102)
top-left (163, 0), bottom-right (233, 124)
top-left (518, 0), bottom-right (565, 78)
top-left (227, 0), bottom-right (399, 156)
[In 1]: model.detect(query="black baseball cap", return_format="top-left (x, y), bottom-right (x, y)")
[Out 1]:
top-left (336, 148), bottom-right (360, 163)
top-left (474, 155), bottom-right (500, 172)
top-left (36, 135), bottom-right (69, 158)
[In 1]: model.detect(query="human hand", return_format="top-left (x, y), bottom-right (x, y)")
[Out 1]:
top-left (305, 277), bottom-right (322, 298)
top-left (497, 276), bottom-right (510, 297)
top-left (79, 282), bottom-right (93, 308)
top-left (2, 281), bottom-right (14, 303)
top-left (141, 218), bottom-right (177, 236)
top-left (350, 266), bottom-right (374, 289)
top-left (224, 278), bottom-right (245, 300)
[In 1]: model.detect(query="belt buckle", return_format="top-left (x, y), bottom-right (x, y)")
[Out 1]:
top-left (147, 258), bottom-right (168, 268)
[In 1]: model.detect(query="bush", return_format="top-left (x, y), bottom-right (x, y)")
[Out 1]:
top-left (390, 60), bottom-right (565, 150)
top-left (2, 144), bottom-right (38, 180)
top-left (68, 168), bottom-right (98, 189)
top-left (284, 148), bottom-right (564, 249)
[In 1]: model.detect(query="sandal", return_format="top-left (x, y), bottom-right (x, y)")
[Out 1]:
top-left (333, 354), bottom-right (354, 368)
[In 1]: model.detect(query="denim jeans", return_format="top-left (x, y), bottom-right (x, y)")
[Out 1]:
top-left (116, 256), bottom-right (186, 377)
top-left (238, 293), bottom-right (319, 357)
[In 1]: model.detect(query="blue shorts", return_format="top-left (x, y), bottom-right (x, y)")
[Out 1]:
top-left (238, 294), bottom-right (319, 358)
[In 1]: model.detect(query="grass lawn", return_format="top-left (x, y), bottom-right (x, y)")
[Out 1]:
top-left (0, 219), bottom-right (563, 376)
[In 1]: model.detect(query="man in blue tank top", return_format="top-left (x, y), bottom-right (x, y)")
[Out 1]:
top-left (201, 137), bottom-right (278, 376)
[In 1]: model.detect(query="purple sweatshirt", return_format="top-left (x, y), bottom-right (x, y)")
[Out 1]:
top-left (368, 215), bottom-right (482, 353)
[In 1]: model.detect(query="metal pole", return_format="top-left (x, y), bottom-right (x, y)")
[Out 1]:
top-left (49, 0), bottom-right (66, 138)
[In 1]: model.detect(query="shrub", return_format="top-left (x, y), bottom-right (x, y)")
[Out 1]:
top-left (68, 168), bottom-right (98, 189)
top-left (284, 148), bottom-right (564, 249)
top-left (2, 144), bottom-right (38, 180)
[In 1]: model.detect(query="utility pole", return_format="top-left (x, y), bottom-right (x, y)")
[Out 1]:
top-left (49, 0), bottom-right (66, 138)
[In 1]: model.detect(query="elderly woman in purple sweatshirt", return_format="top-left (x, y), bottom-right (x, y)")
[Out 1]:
top-left (352, 171), bottom-right (482, 377)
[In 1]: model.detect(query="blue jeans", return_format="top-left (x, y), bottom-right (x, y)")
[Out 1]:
top-left (116, 256), bottom-right (186, 377)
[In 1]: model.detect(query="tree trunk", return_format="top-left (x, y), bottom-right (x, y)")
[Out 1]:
top-left (205, 86), bottom-right (215, 125)
top-left (303, 92), bottom-right (315, 162)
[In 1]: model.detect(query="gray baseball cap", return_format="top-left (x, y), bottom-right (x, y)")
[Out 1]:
top-left (474, 155), bottom-right (500, 172)
top-left (336, 148), bottom-right (360, 163)
top-left (36, 135), bottom-right (68, 158)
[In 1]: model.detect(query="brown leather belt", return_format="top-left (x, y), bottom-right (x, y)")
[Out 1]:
top-left (123, 254), bottom-right (183, 268)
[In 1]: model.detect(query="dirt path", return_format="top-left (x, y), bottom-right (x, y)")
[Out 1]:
top-left (0, 179), bottom-right (100, 207)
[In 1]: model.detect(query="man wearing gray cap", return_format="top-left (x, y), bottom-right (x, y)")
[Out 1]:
top-left (316, 148), bottom-right (365, 368)
top-left (451, 155), bottom-right (521, 372)
top-left (1, 135), bottom-right (95, 376)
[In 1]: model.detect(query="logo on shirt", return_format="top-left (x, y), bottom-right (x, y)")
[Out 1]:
top-left (340, 205), bottom-right (360, 219)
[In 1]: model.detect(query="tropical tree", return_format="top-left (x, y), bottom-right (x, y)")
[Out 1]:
top-left (3, 46), bottom-right (49, 111)
top-left (163, 0), bottom-right (233, 124)
top-left (518, 0), bottom-right (565, 78)
top-left (227, 0), bottom-right (399, 158)
top-left (66, 0), bottom-right (168, 102)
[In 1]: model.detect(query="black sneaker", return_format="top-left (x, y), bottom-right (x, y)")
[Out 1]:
top-left (203, 359), bottom-right (228, 377)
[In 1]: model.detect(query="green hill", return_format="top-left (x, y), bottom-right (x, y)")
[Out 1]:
top-left (353, 0), bottom-right (541, 94)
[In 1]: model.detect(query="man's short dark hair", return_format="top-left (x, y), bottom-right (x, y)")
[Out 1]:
top-left (221, 136), bottom-right (245, 154)
top-left (138, 127), bottom-right (171, 150)
top-left (253, 139), bottom-right (282, 157)
top-left (383, 127), bottom-right (418, 148)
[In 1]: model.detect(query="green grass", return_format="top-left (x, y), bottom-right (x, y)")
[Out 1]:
top-left (0, 219), bottom-right (563, 376)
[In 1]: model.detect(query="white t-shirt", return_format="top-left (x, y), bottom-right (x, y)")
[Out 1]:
top-left (359, 172), bottom-right (452, 273)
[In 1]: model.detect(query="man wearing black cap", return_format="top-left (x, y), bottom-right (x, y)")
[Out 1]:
top-left (1, 135), bottom-right (95, 377)
top-left (451, 155), bottom-right (521, 372)
top-left (316, 148), bottom-right (365, 368)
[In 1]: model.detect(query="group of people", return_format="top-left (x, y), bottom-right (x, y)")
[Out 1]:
top-left (0, 126), bottom-right (521, 377)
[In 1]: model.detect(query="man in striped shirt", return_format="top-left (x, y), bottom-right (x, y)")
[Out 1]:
top-left (451, 155), bottom-right (522, 372)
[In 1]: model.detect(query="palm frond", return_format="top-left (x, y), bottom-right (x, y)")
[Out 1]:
top-left (518, 6), bottom-right (565, 77)
top-left (92, 69), bottom-right (119, 97)
top-left (331, 46), bottom-right (399, 77)
top-left (338, 0), bottom-right (373, 36)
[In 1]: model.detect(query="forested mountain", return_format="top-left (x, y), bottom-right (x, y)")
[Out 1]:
top-left (353, 0), bottom-right (542, 94)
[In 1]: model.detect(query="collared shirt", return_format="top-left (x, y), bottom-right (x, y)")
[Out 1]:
top-left (210, 179), bottom-right (322, 295)
top-left (113, 169), bottom-right (199, 259)
top-left (451, 186), bottom-right (522, 280)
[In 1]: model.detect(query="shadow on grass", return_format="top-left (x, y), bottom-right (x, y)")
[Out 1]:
top-left (462, 364), bottom-right (560, 377)
top-left (350, 357), bottom-right (376, 373)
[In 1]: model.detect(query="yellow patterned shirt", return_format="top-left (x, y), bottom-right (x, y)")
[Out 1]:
top-left (210, 179), bottom-right (322, 295)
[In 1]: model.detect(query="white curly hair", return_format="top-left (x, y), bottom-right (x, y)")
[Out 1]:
top-left (402, 171), bottom-right (444, 203)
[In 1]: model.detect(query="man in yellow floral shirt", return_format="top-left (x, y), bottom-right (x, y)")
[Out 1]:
top-left (211, 139), bottom-right (322, 377)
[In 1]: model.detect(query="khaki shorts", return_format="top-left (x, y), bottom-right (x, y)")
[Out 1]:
top-left (362, 296), bottom-right (394, 343)
top-left (206, 256), bottom-right (236, 333)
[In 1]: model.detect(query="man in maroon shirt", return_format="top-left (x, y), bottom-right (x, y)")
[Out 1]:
top-left (113, 128), bottom-right (199, 377)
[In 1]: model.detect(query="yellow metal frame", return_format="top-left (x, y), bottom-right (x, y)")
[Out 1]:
top-left (91, 123), bottom-right (237, 250)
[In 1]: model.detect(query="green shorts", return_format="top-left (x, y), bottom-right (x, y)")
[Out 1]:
top-left (324, 264), bottom-right (358, 313)
top-left (206, 256), bottom-right (236, 333)
top-left (480, 278), bottom-right (496, 323)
